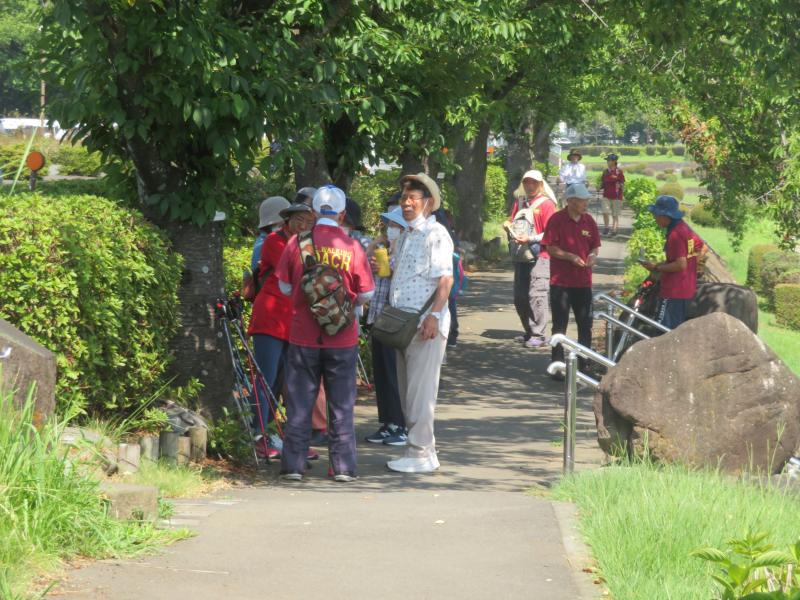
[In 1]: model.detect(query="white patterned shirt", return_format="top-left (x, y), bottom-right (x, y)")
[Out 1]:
top-left (389, 216), bottom-right (454, 337)
top-left (558, 162), bottom-right (587, 185)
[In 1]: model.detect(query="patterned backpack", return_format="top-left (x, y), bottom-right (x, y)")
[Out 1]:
top-left (298, 229), bottom-right (354, 337)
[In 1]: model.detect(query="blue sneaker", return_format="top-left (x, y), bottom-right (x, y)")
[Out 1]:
top-left (365, 425), bottom-right (390, 444)
top-left (383, 427), bottom-right (408, 446)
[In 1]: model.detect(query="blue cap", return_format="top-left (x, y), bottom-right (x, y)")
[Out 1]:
top-left (380, 206), bottom-right (408, 229)
top-left (647, 195), bottom-right (683, 220)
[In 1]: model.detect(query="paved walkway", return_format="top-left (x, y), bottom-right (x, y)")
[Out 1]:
top-left (50, 210), bottom-right (631, 600)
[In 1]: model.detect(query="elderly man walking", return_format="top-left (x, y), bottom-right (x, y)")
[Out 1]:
top-left (386, 173), bottom-right (454, 473)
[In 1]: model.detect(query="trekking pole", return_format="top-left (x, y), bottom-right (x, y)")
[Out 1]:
top-left (216, 300), bottom-right (260, 466)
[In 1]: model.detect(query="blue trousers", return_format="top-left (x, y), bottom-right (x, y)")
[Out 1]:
top-left (251, 334), bottom-right (287, 430)
top-left (371, 336), bottom-right (404, 428)
top-left (281, 344), bottom-right (358, 476)
top-left (657, 298), bottom-right (690, 330)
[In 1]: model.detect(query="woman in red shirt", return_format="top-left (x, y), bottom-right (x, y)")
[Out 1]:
top-left (248, 202), bottom-right (315, 454)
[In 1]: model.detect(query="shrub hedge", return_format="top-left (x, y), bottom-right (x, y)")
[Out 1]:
top-left (689, 202), bottom-right (720, 227)
top-left (747, 244), bottom-right (780, 290)
top-left (671, 145), bottom-right (686, 156)
top-left (658, 181), bottom-right (685, 200)
top-left (775, 284), bottom-right (800, 330)
top-left (0, 141), bottom-right (103, 178)
top-left (483, 163), bottom-right (508, 222)
top-left (0, 193), bottom-right (182, 415)
top-left (759, 250), bottom-right (800, 308)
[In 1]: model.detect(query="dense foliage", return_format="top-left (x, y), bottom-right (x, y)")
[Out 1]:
top-left (0, 193), bottom-right (182, 415)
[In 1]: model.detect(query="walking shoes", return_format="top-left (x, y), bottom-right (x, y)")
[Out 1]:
top-left (387, 454), bottom-right (440, 473)
top-left (365, 425), bottom-right (391, 444)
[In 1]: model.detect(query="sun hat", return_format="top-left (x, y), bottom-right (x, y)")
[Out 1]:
top-left (312, 185), bottom-right (347, 215)
top-left (380, 206), bottom-right (408, 229)
top-left (399, 172), bottom-right (441, 211)
top-left (567, 148), bottom-right (583, 161)
top-left (279, 202), bottom-right (313, 220)
top-left (258, 196), bottom-right (291, 229)
top-left (294, 187), bottom-right (317, 206)
top-left (521, 169), bottom-right (544, 182)
top-left (564, 183), bottom-right (592, 201)
top-left (647, 195), bottom-right (684, 220)
top-left (605, 153), bottom-right (619, 162)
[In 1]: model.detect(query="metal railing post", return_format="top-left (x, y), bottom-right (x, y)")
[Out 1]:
top-left (563, 351), bottom-right (578, 474)
top-left (605, 299), bottom-right (614, 359)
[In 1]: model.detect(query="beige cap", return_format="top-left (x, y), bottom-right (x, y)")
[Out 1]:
top-left (399, 172), bottom-right (441, 211)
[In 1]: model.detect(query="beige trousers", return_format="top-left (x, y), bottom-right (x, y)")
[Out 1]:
top-left (396, 333), bottom-right (447, 458)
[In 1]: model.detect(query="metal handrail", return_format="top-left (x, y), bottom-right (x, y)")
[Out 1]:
top-left (549, 334), bottom-right (616, 368)
top-left (594, 312), bottom-right (651, 341)
top-left (547, 361), bottom-right (600, 389)
top-left (593, 293), bottom-right (671, 333)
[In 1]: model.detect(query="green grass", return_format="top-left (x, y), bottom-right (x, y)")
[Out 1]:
top-left (563, 152), bottom-right (688, 164)
top-left (0, 380), bottom-right (189, 598)
top-left (125, 460), bottom-right (222, 498)
top-left (690, 218), bottom-right (800, 375)
top-left (483, 219), bottom-right (505, 242)
top-left (552, 463), bottom-right (800, 600)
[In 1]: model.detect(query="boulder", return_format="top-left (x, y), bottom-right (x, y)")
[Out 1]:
top-left (0, 317), bottom-right (57, 427)
top-left (99, 482), bottom-right (158, 522)
top-left (689, 282), bottom-right (758, 333)
top-left (594, 312), bottom-right (800, 474)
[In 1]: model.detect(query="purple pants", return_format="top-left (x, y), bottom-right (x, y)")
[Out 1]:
top-left (281, 343), bottom-right (358, 476)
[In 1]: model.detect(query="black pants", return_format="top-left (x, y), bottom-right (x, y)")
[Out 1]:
top-left (371, 336), bottom-right (405, 428)
top-left (550, 285), bottom-right (593, 366)
top-left (513, 262), bottom-right (535, 339)
top-left (448, 296), bottom-right (458, 344)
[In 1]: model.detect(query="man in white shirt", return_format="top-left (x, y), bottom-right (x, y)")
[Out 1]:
top-left (386, 173), bottom-right (454, 473)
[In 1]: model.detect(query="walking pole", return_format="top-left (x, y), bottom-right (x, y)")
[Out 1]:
top-left (563, 351), bottom-right (578, 474)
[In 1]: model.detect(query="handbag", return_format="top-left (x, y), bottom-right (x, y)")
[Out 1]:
top-left (371, 292), bottom-right (437, 350)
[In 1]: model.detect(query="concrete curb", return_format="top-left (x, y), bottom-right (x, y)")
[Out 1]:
top-left (551, 500), bottom-right (605, 599)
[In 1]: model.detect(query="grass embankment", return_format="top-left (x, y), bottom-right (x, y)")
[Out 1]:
top-left (553, 463), bottom-right (800, 600)
top-left (0, 385), bottom-right (190, 599)
top-left (125, 460), bottom-right (225, 499)
top-left (691, 219), bottom-right (800, 375)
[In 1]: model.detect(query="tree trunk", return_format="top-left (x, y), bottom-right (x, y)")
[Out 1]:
top-left (400, 149), bottom-right (425, 175)
top-left (504, 127), bottom-right (534, 212)
top-left (452, 121), bottom-right (490, 246)
top-left (295, 148), bottom-right (332, 189)
top-left (533, 121), bottom-right (555, 163)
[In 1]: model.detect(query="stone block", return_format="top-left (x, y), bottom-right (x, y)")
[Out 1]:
top-left (188, 426), bottom-right (207, 463)
top-left (139, 435), bottom-right (160, 462)
top-left (177, 436), bottom-right (191, 466)
top-left (99, 482), bottom-right (158, 522)
top-left (117, 442), bottom-right (141, 474)
top-left (159, 431), bottom-right (179, 466)
top-left (0, 317), bottom-right (57, 427)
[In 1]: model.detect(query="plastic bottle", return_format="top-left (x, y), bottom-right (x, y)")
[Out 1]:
top-left (374, 246), bottom-right (391, 278)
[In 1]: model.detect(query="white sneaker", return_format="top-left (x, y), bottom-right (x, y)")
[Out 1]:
top-left (386, 454), bottom-right (440, 473)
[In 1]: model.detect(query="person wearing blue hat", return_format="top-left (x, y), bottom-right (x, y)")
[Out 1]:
top-left (364, 205), bottom-right (409, 446)
top-left (641, 195), bottom-right (707, 329)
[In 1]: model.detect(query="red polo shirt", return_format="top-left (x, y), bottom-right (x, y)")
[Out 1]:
top-left (601, 168), bottom-right (625, 200)
top-left (248, 229), bottom-right (292, 340)
top-left (542, 208), bottom-right (601, 288)
top-left (660, 220), bottom-right (705, 299)
top-left (276, 224), bottom-right (374, 348)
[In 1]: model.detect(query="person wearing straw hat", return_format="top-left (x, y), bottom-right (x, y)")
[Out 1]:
top-left (504, 169), bottom-right (557, 348)
top-left (364, 205), bottom-right (409, 446)
top-left (600, 153), bottom-right (625, 236)
top-left (386, 173), bottom-right (453, 473)
top-left (641, 195), bottom-right (707, 329)
top-left (558, 148), bottom-right (587, 189)
top-left (542, 183), bottom-right (601, 378)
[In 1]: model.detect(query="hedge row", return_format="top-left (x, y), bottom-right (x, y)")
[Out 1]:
top-left (775, 284), bottom-right (800, 331)
top-left (746, 246), bottom-right (800, 309)
top-left (0, 193), bottom-right (182, 415)
top-left (0, 141), bottom-right (103, 178)
top-left (570, 145), bottom-right (686, 158)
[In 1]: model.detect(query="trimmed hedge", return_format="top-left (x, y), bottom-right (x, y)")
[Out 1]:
top-left (689, 202), bottom-right (719, 227)
top-left (775, 284), bottom-right (800, 330)
top-left (658, 181), bottom-right (685, 200)
top-left (759, 250), bottom-right (800, 308)
top-left (747, 244), bottom-right (780, 290)
top-left (671, 145), bottom-right (686, 156)
top-left (0, 141), bottom-right (103, 178)
top-left (0, 193), bottom-right (182, 415)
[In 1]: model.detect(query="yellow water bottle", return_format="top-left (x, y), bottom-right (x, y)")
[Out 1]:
top-left (374, 246), bottom-right (391, 278)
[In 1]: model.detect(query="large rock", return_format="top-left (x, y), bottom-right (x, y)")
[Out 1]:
top-left (594, 312), bottom-right (800, 474)
top-left (0, 317), bottom-right (57, 427)
top-left (689, 282), bottom-right (758, 333)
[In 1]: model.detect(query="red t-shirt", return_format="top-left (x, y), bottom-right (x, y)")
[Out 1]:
top-left (660, 220), bottom-right (705, 299)
top-left (276, 224), bottom-right (374, 348)
top-left (601, 168), bottom-right (625, 200)
top-left (248, 229), bottom-right (292, 340)
top-left (542, 208), bottom-right (601, 288)
top-left (509, 194), bottom-right (557, 260)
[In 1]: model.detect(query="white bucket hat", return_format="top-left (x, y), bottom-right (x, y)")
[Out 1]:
top-left (258, 196), bottom-right (291, 229)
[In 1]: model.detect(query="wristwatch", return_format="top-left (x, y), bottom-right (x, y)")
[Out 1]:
top-left (429, 310), bottom-right (443, 320)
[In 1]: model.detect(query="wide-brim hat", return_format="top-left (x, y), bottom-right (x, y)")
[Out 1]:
top-left (279, 202), bottom-right (313, 220)
top-left (380, 206), bottom-right (408, 229)
top-left (399, 172), bottom-right (441, 211)
top-left (567, 148), bottom-right (582, 160)
top-left (258, 196), bottom-right (291, 229)
top-left (648, 195), bottom-right (684, 220)
top-left (564, 183), bottom-right (592, 201)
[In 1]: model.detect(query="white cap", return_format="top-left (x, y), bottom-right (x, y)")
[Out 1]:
top-left (312, 185), bottom-right (347, 215)
top-left (522, 169), bottom-right (544, 182)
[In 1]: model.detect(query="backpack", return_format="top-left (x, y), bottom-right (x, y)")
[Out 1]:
top-left (297, 229), bottom-right (355, 337)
